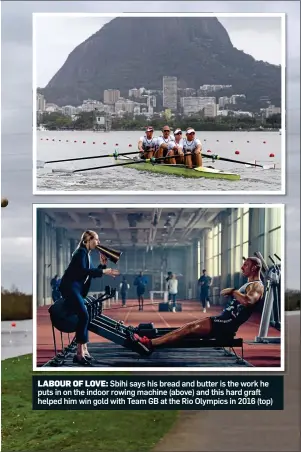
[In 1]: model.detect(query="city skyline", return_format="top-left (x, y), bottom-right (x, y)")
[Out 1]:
top-left (34, 14), bottom-right (283, 88)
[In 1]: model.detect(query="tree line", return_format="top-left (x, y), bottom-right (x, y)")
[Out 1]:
top-left (37, 111), bottom-right (281, 132)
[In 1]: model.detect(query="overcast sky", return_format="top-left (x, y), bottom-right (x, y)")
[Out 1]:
top-left (1, 1), bottom-right (300, 294)
top-left (35, 14), bottom-right (283, 87)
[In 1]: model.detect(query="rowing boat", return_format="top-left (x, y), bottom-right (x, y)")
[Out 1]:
top-left (116, 157), bottom-right (240, 181)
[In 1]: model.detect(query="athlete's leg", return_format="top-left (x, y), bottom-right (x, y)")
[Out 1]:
top-left (192, 151), bottom-right (203, 167)
top-left (151, 317), bottom-right (212, 347)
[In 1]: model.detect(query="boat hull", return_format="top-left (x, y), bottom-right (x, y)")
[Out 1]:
top-left (116, 158), bottom-right (240, 181)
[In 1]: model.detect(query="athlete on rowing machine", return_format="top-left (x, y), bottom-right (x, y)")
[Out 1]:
top-left (132, 257), bottom-right (264, 355)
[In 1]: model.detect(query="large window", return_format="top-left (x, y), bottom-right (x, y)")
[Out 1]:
top-left (206, 223), bottom-right (221, 277)
top-left (266, 208), bottom-right (282, 258)
top-left (197, 240), bottom-right (201, 277)
top-left (229, 207), bottom-right (249, 274)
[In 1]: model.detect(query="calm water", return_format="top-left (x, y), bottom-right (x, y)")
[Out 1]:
top-left (36, 130), bottom-right (282, 192)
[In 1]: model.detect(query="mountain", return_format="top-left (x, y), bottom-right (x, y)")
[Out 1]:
top-left (39, 17), bottom-right (281, 109)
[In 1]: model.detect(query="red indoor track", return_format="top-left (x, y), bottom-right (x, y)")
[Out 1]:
top-left (36, 299), bottom-right (281, 367)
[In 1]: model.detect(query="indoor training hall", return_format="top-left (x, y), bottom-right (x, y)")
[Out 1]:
top-left (35, 206), bottom-right (282, 368)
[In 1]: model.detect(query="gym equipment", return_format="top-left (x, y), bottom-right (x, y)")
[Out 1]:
top-left (45, 286), bottom-right (245, 367)
top-left (254, 251), bottom-right (281, 344)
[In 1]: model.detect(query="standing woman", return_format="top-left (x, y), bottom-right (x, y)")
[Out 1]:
top-left (59, 230), bottom-right (119, 365)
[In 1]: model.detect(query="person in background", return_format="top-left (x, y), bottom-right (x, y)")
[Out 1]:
top-left (50, 274), bottom-right (61, 302)
top-left (119, 276), bottom-right (130, 307)
top-left (166, 271), bottom-right (173, 301)
top-left (167, 273), bottom-right (178, 312)
top-left (198, 269), bottom-right (212, 313)
top-left (134, 271), bottom-right (148, 311)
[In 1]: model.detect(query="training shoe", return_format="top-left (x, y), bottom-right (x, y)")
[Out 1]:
top-left (131, 333), bottom-right (153, 356)
top-left (207, 301), bottom-right (210, 308)
top-left (203, 308), bottom-right (206, 313)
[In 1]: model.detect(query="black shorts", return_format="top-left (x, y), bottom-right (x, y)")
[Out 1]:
top-left (209, 316), bottom-right (237, 339)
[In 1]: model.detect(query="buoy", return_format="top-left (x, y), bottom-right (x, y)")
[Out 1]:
top-left (74, 141), bottom-right (77, 143)
top-left (216, 140), bottom-right (219, 142)
top-left (66, 140), bottom-right (69, 142)
top-left (46, 138), bottom-right (49, 141)
top-left (235, 150), bottom-right (240, 155)
top-left (207, 150), bottom-right (211, 153)
top-left (52, 139), bottom-right (55, 141)
top-left (103, 142), bottom-right (106, 145)
top-left (59, 140), bottom-right (61, 142)
top-left (115, 143), bottom-right (119, 146)
top-left (263, 141), bottom-right (266, 144)
top-left (129, 144), bottom-right (132, 147)
top-left (40, 138), bottom-right (43, 140)
top-left (247, 141), bottom-right (250, 143)
top-left (1, 198), bottom-right (9, 208)
top-left (204, 139), bottom-right (206, 142)
top-left (269, 153), bottom-right (275, 158)
top-left (93, 142), bottom-right (96, 144)
top-left (11, 322), bottom-right (16, 327)
top-left (230, 140), bottom-right (233, 143)
top-left (83, 141), bottom-right (86, 144)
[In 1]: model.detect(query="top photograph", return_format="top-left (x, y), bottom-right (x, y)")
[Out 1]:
top-left (33, 13), bottom-right (285, 195)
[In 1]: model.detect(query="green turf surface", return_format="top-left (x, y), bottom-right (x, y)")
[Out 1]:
top-left (1, 355), bottom-right (179, 451)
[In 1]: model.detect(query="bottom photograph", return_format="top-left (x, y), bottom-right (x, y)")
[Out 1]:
top-left (33, 204), bottom-right (284, 371)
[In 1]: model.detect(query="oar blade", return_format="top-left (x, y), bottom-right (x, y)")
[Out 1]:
top-left (36, 160), bottom-right (45, 169)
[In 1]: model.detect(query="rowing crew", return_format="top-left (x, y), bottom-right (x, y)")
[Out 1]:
top-left (137, 125), bottom-right (203, 168)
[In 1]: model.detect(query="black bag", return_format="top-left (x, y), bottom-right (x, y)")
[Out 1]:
top-left (48, 298), bottom-right (79, 333)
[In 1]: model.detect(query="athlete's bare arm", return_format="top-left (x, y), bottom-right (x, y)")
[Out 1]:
top-left (232, 282), bottom-right (264, 306)
top-left (138, 140), bottom-right (143, 152)
top-left (195, 143), bottom-right (202, 154)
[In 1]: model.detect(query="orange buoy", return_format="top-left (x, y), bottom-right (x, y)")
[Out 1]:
top-left (11, 322), bottom-right (16, 327)
top-left (269, 153), bottom-right (275, 158)
top-left (235, 150), bottom-right (240, 155)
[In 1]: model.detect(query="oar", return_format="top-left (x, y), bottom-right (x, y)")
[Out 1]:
top-left (37, 150), bottom-right (140, 167)
top-left (72, 155), bottom-right (170, 173)
top-left (202, 153), bottom-right (264, 168)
